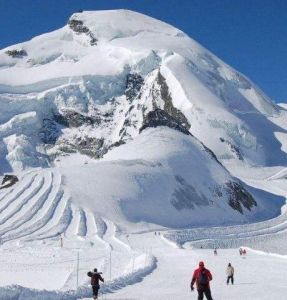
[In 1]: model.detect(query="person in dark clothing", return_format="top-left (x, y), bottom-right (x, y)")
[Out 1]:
top-left (87, 268), bottom-right (104, 300)
top-left (190, 261), bottom-right (213, 300)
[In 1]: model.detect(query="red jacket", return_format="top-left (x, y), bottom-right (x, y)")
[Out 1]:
top-left (191, 267), bottom-right (212, 289)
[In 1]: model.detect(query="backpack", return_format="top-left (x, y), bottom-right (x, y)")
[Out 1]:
top-left (198, 270), bottom-right (209, 285)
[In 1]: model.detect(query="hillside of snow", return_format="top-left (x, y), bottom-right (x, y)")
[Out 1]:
top-left (59, 128), bottom-right (283, 230)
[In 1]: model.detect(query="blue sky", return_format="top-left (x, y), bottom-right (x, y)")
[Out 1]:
top-left (0, 0), bottom-right (286, 103)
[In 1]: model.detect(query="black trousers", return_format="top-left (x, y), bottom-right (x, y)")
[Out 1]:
top-left (227, 275), bottom-right (234, 284)
top-left (197, 287), bottom-right (213, 300)
top-left (92, 285), bottom-right (99, 298)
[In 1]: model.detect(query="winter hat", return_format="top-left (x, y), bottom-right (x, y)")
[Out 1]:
top-left (94, 268), bottom-right (98, 272)
top-left (199, 261), bottom-right (204, 267)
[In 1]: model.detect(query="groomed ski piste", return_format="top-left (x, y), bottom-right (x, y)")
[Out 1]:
top-left (0, 160), bottom-right (286, 300)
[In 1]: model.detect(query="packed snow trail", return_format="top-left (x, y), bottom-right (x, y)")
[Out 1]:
top-left (82, 233), bottom-right (287, 300)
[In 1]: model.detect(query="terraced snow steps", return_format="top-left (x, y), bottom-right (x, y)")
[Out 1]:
top-left (25, 192), bottom-right (71, 242)
top-left (0, 172), bottom-right (52, 238)
top-left (2, 177), bottom-right (65, 242)
top-left (0, 174), bottom-right (38, 219)
top-left (30, 196), bottom-right (73, 240)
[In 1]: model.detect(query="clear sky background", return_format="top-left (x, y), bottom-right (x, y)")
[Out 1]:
top-left (0, 0), bottom-right (286, 103)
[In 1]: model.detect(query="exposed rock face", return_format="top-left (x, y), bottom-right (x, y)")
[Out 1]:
top-left (125, 74), bottom-right (144, 102)
top-left (68, 19), bottom-right (89, 33)
top-left (154, 72), bottom-right (190, 131)
top-left (39, 119), bottom-right (62, 144)
top-left (140, 109), bottom-right (190, 135)
top-left (0, 175), bottom-right (19, 189)
top-left (225, 181), bottom-right (257, 214)
top-left (38, 70), bottom-right (213, 163)
top-left (57, 136), bottom-right (106, 158)
top-left (5, 49), bottom-right (27, 58)
top-left (55, 110), bottom-right (99, 128)
top-left (171, 175), bottom-right (256, 214)
top-left (68, 18), bottom-right (98, 45)
top-left (40, 110), bottom-right (108, 158)
top-left (37, 70), bottom-right (195, 160)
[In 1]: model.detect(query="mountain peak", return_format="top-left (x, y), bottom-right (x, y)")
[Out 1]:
top-left (67, 9), bottom-right (184, 43)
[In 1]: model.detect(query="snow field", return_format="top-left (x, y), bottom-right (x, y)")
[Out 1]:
top-left (96, 232), bottom-right (287, 300)
top-left (0, 164), bottom-right (287, 299)
top-left (0, 169), bottom-right (155, 297)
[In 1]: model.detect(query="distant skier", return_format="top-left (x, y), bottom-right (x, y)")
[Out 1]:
top-left (190, 261), bottom-right (213, 300)
top-left (239, 248), bottom-right (243, 256)
top-left (242, 248), bottom-right (247, 255)
top-left (87, 268), bottom-right (104, 300)
top-left (226, 263), bottom-right (234, 285)
top-left (213, 248), bottom-right (217, 255)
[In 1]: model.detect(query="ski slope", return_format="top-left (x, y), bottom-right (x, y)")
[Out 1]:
top-left (0, 161), bottom-right (286, 299)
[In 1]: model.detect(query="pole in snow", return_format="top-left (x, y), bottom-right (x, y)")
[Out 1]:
top-left (109, 251), bottom-right (112, 280)
top-left (58, 232), bottom-right (63, 248)
top-left (76, 250), bottom-right (79, 290)
top-left (132, 253), bottom-right (135, 273)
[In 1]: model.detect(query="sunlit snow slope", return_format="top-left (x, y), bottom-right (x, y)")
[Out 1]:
top-left (0, 9), bottom-right (286, 230)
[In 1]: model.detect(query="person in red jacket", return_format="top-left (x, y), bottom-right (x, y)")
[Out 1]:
top-left (87, 268), bottom-right (104, 300)
top-left (190, 261), bottom-right (213, 300)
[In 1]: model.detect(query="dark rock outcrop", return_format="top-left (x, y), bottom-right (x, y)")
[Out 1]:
top-left (68, 18), bottom-right (98, 46)
top-left (125, 74), bottom-right (144, 102)
top-left (55, 110), bottom-right (99, 128)
top-left (140, 109), bottom-right (190, 135)
top-left (68, 19), bottom-right (89, 33)
top-left (154, 72), bottom-right (191, 131)
top-left (5, 49), bottom-right (27, 58)
top-left (39, 118), bottom-right (62, 144)
top-left (58, 136), bottom-right (107, 158)
top-left (0, 175), bottom-right (19, 189)
top-left (225, 181), bottom-right (257, 214)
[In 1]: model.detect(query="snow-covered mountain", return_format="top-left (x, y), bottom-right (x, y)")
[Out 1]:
top-left (0, 10), bottom-right (286, 230)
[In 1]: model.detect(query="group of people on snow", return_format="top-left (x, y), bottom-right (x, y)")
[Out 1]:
top-left (88, 247), bottom-right (240, 299)
top-left (190, 260), bottom-right (235, 300)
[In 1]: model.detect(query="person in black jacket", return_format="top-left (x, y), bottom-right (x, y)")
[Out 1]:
top-left (87, 268), bottom-right (104, 300)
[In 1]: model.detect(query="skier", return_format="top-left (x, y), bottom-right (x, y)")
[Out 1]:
top-left (190, 261), bottom-right (213, 300)
top-left (213, 248), bottom-right (217, 255)
top-left (87, 268), bottom-right (104, 300)
top-left (226, 262), bottom-right (234, 285)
